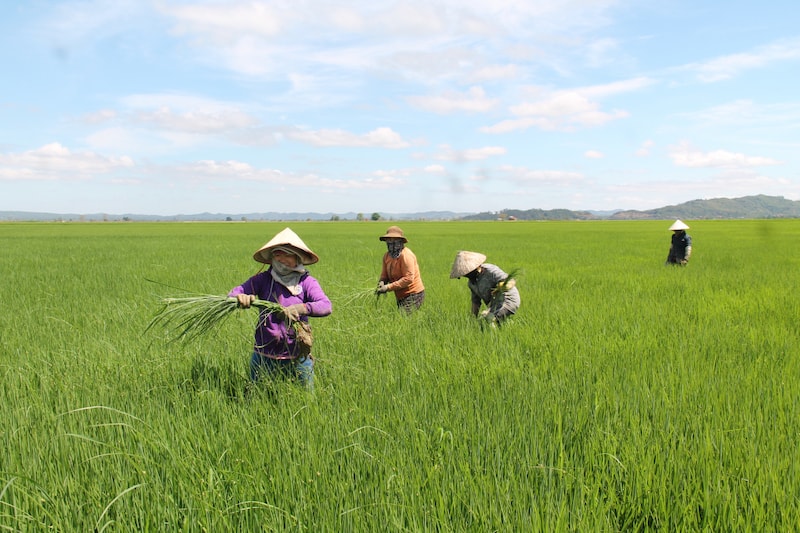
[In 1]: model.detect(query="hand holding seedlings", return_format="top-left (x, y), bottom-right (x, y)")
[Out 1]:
top-left (236, 293), bottom-right (255, 308)
top-left (281, 303), bottom-right (309, 322)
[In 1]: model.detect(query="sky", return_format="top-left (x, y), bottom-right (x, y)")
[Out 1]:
top-left (1, 0), bottom-right (799, 216)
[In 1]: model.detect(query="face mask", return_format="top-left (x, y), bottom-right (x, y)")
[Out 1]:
top-left (272, 259), bottom-right (304, 276)
top-left (272, 260), bottom-right (292, 276)
top-left (387, 240), bottom-right (404, 259)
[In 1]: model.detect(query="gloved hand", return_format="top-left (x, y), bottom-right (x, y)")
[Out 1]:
top-left (494, 278), bottom-right (516, 294)
top-left (376, 281), bottom-right (389, 294)
top-left (282, 303), bottom-right (309, 322)
top-left (236, 294), bottom-right (255, 308)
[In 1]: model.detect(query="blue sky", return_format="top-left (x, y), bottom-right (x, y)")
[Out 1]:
top-left (1, 0), bottom-right (798, 215)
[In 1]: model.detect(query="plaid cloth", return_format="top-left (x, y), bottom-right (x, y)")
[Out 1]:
top-left (397, 290), bottom-right (425, 313)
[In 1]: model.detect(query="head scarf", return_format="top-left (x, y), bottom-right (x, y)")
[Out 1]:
top-left (270, 247), bottom-right (307, 295)
top-left (386, 240), bottom-right (405, 259)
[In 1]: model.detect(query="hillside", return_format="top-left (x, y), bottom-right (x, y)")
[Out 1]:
top-left (609, 195), bottom-right (800, 220)
top-left (0, 210), bottom-right (472, 222)
top-left (461, 195), bottom-right (800, 221)
top-left (2, 195), bottom-right (798, 222)
top-left (460, 208), bottom-right (601, 221)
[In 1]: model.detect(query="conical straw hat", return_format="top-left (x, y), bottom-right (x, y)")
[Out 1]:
top-left (668, 219), bottom-right (690, 231)
top-left (253, 227), bottom-right (320, 265)
top-left (450, 251), bottom-right (486, 278)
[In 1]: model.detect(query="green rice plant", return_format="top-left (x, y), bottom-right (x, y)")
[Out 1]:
top-left (146, 293), bottom-right (283, 344)
top-left (490, 266), bottom-right (521, 298)
top-left (3, 220), bottom-right (800, 530)
top-left (338, 286), bottom-right (383, 306)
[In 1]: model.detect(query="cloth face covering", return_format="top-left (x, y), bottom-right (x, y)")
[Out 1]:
top-left (271, 256), bottom-right (307, 295)
top-left (387, 241), bottom-right (404, 259)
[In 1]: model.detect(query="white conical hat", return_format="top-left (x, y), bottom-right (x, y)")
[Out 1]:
top-left (253, 227), bottom-right (319, 265)
top-left (668, 219), bottom-right (690, 231)
top-left (450, 251), bottom-right (486, 279)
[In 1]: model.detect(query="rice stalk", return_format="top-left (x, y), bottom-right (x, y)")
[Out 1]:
top-left (146, 294), bottom-right (283, 344)
top-left (491, 267), bottom-right (521, 297)
top-left (340, 287), bottom-right (384, 307)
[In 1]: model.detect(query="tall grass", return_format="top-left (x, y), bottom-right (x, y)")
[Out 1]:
top-left (0, 219), bottom-right (799, 530)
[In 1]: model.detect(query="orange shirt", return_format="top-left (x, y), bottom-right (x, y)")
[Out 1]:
top-left (380, 247), bottom-right (425, 300)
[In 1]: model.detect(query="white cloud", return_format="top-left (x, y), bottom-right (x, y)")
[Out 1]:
top-left (81, 109), bottom-right (118, 124)
top-left (577, 77), bottom-right (655, 98)
top-left (373, 3), bottom-right (446, 36)
top-left (434, 145), bottom-right (507, 162)
top-left (497, 165), bottom-right (584, 185)
top-left (669, 141), bottom-right (781, 169)
top-left (0, 143), bottom-right (133, 181)
top-left (407, 86), bottom-right (499, 114)
top-left (681, 100), bottom-right (800, 135)
top-left (120, 93), bottom-right (246, 113)
top-left (161, 2), bottom-right (285, 42)
top-left (635, 140), bottom-right (654, 157)
top-left (585, 37), bottom-right (620, 68)
top-left (85, 127), bottom-right (144, 152)
top-left (483, 77), bottom-right (653, 133)
top-left (685, 37), bottom-right (800, 82)
top-left (286, 127), bottom-right (410, 148)
top-left (502, 91), bottom-right (628, 131)
top-left (133, 107), bottom-right (258, 134)
top-left (23, 1), bottom-right (798, 216)
top-left (463, 64), bottom-right (520, 83)
top-left (154, 0), bottom-right (624, 85)
top-left (603, 170), bottom-right (798, 210)
top-left (480, 117), bottom-right (549, 134)
top-left (179, 159), bottom-right (404, 190)
top-left (380, 46), bottom-right (488, 84)
top-left (42, 0), bottom-right (149, 45)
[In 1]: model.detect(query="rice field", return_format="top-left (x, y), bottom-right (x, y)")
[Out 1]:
top-left (1, 219), bottom-right (799, 531)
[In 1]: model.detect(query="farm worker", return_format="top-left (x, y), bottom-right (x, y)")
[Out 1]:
top-left (375, 225), bottom-right (426, 313)
top-left (665, 219), bottom-right (692, 266)
top-left (229, 227), bottom-right (332, 389)
top-left (450, 251), bottom-right (520, 325)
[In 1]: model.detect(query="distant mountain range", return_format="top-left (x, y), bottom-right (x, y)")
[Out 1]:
top-left (608, 195), bottom-right (800, 220)
top-left (2, 195), bottom-right (799, 222)
top-left (0, 210), bottom-right (472, 222)
top-left (461, 195), bottom-right (800, 221)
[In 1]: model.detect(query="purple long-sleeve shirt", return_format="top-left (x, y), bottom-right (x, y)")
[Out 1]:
top-left (229, 269), bottom-right (332, 359)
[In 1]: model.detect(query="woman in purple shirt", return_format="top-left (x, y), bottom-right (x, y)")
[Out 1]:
top-left (229, 227), bottom-right (331, 388)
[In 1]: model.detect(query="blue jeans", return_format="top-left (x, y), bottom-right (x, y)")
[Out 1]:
top-left (249, 352), bottom-right (314, 389)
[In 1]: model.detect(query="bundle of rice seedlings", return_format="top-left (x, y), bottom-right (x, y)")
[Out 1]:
top-left (338, 285), bottom-right (390, 311)
top-left (339, 287), bottom-right (382, 306)
top-left (491, 267), bottom-right (520, 297)
top-left (146, 294), bottom-right (284, 344)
